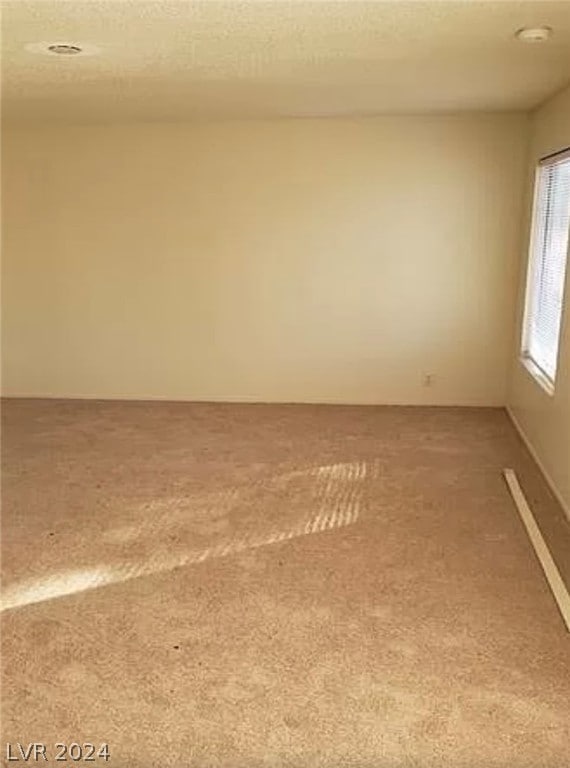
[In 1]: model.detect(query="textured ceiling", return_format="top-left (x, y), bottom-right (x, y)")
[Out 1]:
top-left (2, 1), bottom-right (570, 123)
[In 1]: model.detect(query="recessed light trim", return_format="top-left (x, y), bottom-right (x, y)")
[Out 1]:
top-left (24, 42), bottom-right (101, 57)
top-left (515, 26), bottom-right (553, 43)
top-left (47, 44), bottom-right (83, 56)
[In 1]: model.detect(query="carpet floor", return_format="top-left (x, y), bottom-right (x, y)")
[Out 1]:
top-left (1, 400), bottom-right (569, 768)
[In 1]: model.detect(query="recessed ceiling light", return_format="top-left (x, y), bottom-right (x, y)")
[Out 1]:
top-left (515, 26), bottom-right (553, 43)
top-left (24, 42), bottom-right (101, 57)
top-left (47, 44), bottom-right (83, 56)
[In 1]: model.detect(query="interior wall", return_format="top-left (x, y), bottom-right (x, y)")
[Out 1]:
top-left (2, 114), bottom-right (528, 405)
top-left (508, 84), bottom-right (570, 514)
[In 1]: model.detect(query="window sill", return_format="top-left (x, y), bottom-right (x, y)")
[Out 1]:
top-left (520, 355), bottom-right (556, 396)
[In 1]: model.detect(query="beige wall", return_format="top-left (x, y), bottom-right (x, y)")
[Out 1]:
top-left (2, 115), bottom-right (528, 404)
top-left (508, 85), bottom-right (570, 514)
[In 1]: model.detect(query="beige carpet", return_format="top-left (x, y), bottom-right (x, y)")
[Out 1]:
top-left (1, 400), bottom-right (569, 767)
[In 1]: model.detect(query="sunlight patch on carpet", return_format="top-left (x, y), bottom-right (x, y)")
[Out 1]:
top-left (1, 510), bottom-right (358, 611)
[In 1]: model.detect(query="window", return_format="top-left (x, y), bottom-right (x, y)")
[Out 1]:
top-left (521, 148), bottom-right (570, 394)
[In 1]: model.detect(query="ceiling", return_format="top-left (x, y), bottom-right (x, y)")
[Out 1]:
top-left (2, 0), bottom-right (570, 124)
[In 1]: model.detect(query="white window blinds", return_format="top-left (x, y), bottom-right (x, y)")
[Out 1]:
top-left (522, 148), bottom-right (570, 392)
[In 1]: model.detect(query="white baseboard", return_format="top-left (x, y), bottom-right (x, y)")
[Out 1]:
top-left (506, 405), bottom-right (570, 523)
top-left (503, 468), bottom-right (570, 632)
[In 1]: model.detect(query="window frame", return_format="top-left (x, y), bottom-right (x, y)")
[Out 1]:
top-left (520, 146), bottom-right (570, 396)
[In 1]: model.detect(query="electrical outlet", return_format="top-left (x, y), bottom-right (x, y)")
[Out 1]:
top-left (423, 373), bottom-right (435, 387)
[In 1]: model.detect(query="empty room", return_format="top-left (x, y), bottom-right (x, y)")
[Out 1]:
top-left (1, 1), bottom-right (569, 766)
